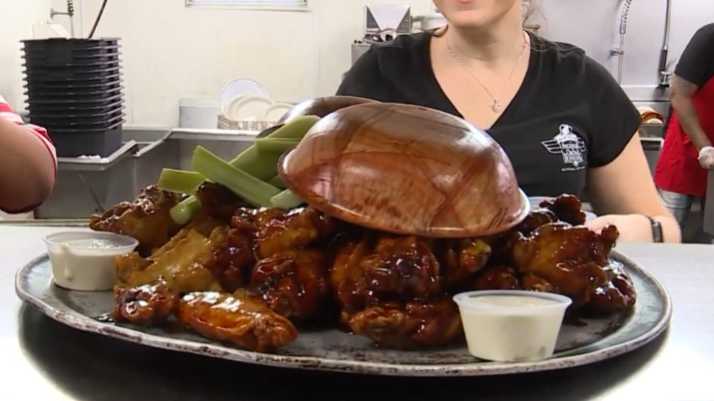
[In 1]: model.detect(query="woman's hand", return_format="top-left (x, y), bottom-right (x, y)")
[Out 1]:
top-left (587, 132), bottom-right (682, 243)
top-left (586, 214), bottom-right (652, 242)
top-left (586, 213), bottom-right (680, 243)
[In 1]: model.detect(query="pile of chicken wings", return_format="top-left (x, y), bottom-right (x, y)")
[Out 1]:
top-left (91, 185), bottom-right (635, 352)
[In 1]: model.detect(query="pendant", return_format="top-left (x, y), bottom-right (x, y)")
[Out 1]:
top-left (491, 99), bottom-right (502, 113)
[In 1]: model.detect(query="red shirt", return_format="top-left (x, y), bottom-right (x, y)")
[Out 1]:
top-left (0, 95), bottom-right (58, 213)
top-left (0, 95), bottom-right (57, 169)
top-left (654, 76), bottom-right (714, 197)
top-left (654, 24), bottom-right (714, 198)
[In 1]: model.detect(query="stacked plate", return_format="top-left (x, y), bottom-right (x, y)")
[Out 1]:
top-left (22, 38), bottom-right (125, 157)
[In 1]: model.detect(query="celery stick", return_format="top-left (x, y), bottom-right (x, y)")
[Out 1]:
top-left (268, 175), bottom-right (286, 189)
top-left (170, 196), bottom-right (202, 225)
top-left (166, 116), bottom-right (319, 223)
top-left (270, 189), bottom-right (305, 209)
top-left (192, 146), bottom-right (280, 207)
top-left (228, 115), bottom-right (319, 180)
top-left (255, 138), bottom-right (300, 153)
top-left (157, 169), bottom-right (205, 194)
top-left (262, 115), bottom-right (319, 140)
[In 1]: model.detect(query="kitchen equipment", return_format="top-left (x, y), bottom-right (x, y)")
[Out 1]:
top-left (351, 4), bottom-right (413, 65)
top-left (179, 97), bottom-right (219, 129)
top-left (704, 171), bottom-right (714, 236)
top-left (35, 127), bottom-right (255, 219)
top-left (22, 38), bottom-right (125, 157)
top-left (413, 11), bottom-right (447, 31)
top-left (365, 4), bottom-right (412, 42)
top-left (219, 79), bottom-right (270, 116)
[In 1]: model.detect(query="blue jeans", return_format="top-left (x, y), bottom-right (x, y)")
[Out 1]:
top-left (658, 190), bottom-right (701, 226)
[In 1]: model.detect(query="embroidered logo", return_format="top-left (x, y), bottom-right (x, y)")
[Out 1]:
top-left (541, 124), bottom-right (587, 172)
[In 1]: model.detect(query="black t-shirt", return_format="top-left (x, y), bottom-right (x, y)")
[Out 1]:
top-left (675, 23), bottom-right (714, 87)
top-left (337, 32), bottom-right (640, 198)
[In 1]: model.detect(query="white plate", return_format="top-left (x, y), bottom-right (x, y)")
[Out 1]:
top-left (264, 102), bottom-right (293, 123)
top-left (225, 95), bottom-right (273, 122)
top-left (219, 79), bottom-right (270, 115)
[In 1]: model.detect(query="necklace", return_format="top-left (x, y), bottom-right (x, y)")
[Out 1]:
top-left (446, 32), bottom-right (529, 113)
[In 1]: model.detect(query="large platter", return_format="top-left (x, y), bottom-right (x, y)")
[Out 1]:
top-left (15, 251), bottom-right (670, 377)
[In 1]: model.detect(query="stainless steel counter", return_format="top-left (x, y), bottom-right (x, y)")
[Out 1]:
top-left (2, 225), bottom-right (713, 401)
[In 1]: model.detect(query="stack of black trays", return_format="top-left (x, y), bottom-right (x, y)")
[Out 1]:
top-left (22, 38), bottom-right (124, 157)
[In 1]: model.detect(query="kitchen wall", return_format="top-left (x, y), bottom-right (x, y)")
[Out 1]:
top-left (0, 0), bottom-right (52, 111)
top-left (537, 0), bottom-right (714, 103)
top-left (11, 1), bottom-right (714, 127)
top-left (68, 0), bottom-right (434, 127)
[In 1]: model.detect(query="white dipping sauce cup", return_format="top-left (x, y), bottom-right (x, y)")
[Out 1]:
top-left (453, 290), bottom-right (572, 362)
top-left (44, 231), bottom-right (138, 291)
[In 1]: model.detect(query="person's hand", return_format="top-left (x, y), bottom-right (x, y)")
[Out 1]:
top-left (585, 214), bottom-right (653, 242)
top-left (698, 146), bottom-right (714, 169)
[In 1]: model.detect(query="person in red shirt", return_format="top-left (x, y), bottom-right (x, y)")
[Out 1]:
top-left (0, 95), bottom-right (57, 213)
top-left (655, 24), bottom-right (714, 226)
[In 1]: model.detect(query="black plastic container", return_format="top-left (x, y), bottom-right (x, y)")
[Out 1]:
top-left (22, 38), bottom-right (125, 157)
top-left (25, 83), bottom-right (122, 98)
top-left (25, 79), bottom-right (121, 91)
top-left (23, 38), bottom-right (118, 48)
top-left (50, 127), bottom-right (123, 158)
top-left (27, 100), bottom-right (123, 114)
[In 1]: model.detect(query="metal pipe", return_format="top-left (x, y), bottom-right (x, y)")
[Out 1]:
top-left (611, 0), bottom-right (633, 85)
top-left (49, 0), bottom-right (75, 37)
top-left (658, 0), bottom-right (673, 87)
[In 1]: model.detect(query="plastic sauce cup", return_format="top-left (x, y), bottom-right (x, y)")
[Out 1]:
top-left (44, 231), bottom-right (138, 291)
top-left (453, 290), bottom-right (572, 362)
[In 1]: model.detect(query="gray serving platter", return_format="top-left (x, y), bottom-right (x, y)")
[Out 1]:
top-left (15, 251), bottom-right (670, 377)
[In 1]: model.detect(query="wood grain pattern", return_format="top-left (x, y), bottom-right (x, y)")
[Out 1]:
top-left (278, 96), bottom-right (376, 124)
top-left (279, 103), bottom-right (529, 237)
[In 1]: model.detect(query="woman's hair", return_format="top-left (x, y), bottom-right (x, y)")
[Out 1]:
top-left (522, 0), bottom-right (542, 34)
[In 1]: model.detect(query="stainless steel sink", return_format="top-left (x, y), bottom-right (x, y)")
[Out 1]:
top-left (35, 126), bottom-right (258, 219)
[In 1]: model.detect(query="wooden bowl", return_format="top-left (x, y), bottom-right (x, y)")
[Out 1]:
top-left (278, 96), bottom-right (377, 124)
top-left (278, 103), bottom-right (529, 237)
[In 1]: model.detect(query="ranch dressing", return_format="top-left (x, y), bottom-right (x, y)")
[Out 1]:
top-left (453, 290), bottom-right (572, 362)
top-left (44, 231), bottom-right (138, 291)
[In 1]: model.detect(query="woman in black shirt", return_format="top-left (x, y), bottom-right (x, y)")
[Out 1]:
top-left (337, 0), bottom-right (679, 242)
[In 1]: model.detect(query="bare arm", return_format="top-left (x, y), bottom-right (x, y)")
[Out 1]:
top-left (586, 132), bottom-right (681, 243)
top-left (0, 117), bottom-right (56, 212)
top-left (670, 74), bottom-right (711, 151)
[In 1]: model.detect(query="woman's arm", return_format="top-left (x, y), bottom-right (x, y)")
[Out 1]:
top-left (0, 116), bottom-right (56, 213)
top-left (586, 131), bottom-right (681, 243)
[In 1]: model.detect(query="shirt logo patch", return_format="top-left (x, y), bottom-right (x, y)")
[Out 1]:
top-left (541, 124), bottom-right (587, 172)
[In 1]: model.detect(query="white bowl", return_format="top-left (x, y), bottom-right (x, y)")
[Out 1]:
top-left (453, 290), bottom-right (572, 362)
top-left (44, 231), bottom-right (138, 291)
top-left (219, 79), bottom-right (270, 116)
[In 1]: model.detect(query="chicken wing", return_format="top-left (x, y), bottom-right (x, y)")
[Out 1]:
top-left (113, 280), bottom-right (177, 325)
top-left (437, 238), bottom-right (492, 290)
top-left (347, 298), bottom-right (462, 349)
top-left (90, 186), bottom-right (182, 255)
top-left (250, 249), bottom-right (330, 321)
top-left (539, 194), bottom-right (587, 226)
top-left (177, 290), bottom-right (298, 352)
top-left (512, 222), bottom-right (619, 307)
top-left (115, 225), bottom-right (227, 293)
top-left (207, 227), bottom-right (256, 292)
top-left (330, 235), bottom-right (443, 315)
top-left (471, 264), bottom-right (521, 290)
top-left (584, 260), bottom-right (637, 315)
top-left (196, 182), bottom-right (247, 222)
top-left (239, 207), bottom-right (337, 259)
